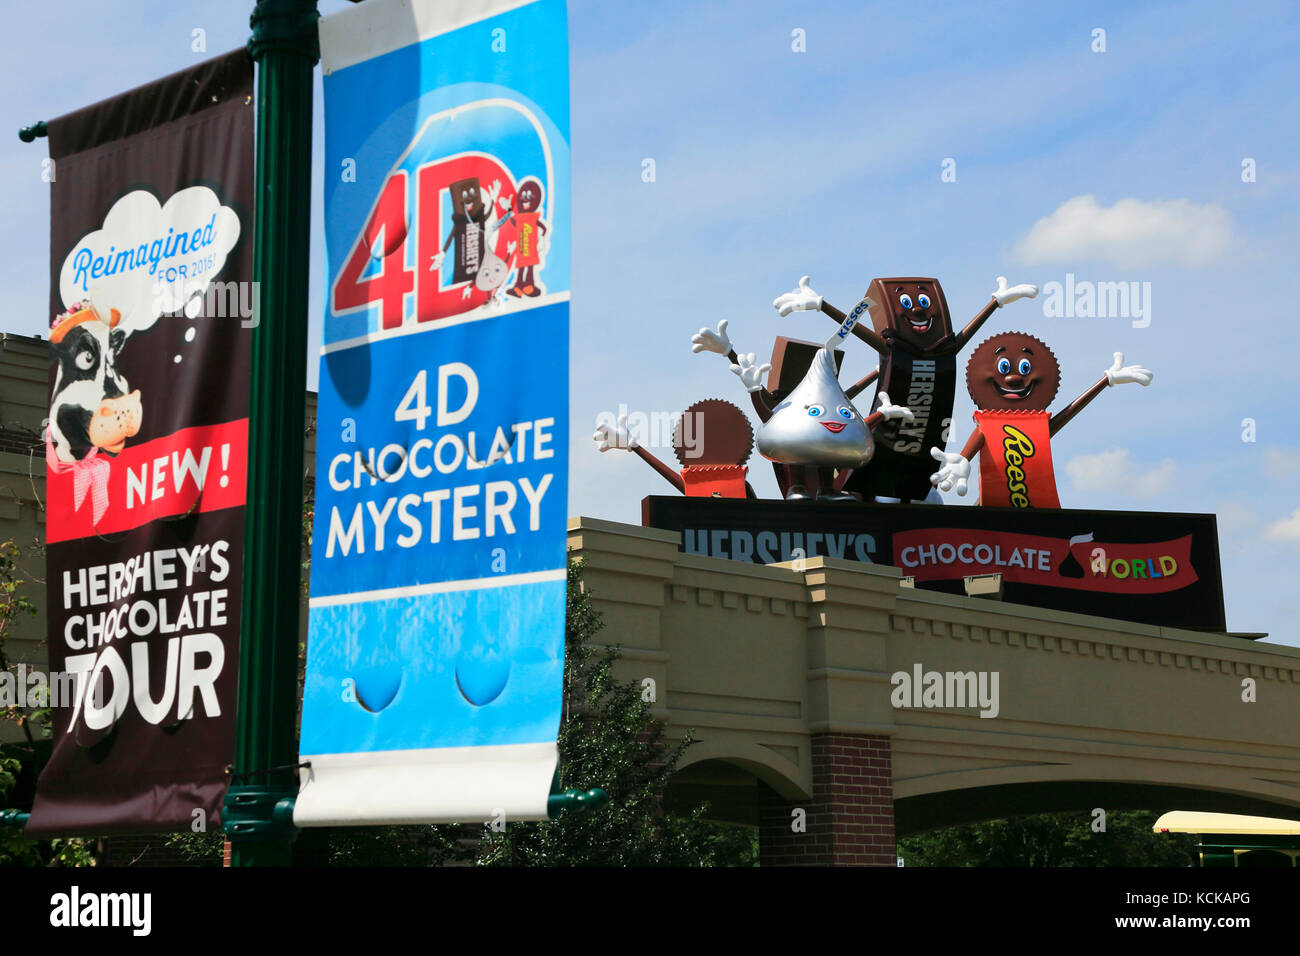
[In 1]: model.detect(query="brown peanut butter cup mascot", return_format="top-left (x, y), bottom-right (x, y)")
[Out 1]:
top-left (929, 331), bottom-right (1152, 507)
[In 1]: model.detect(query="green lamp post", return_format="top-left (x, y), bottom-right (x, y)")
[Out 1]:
top-left (225, 0), bottom-right (604, 865)
top-left (223, 0), bottom-right (320, 867)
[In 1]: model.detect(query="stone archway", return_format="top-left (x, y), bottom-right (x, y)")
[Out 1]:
top-left (666, 744), bottom-right (808, 827)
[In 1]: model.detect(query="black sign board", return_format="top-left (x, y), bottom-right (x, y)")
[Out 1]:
top-left (642, 496), bottom-right (1226, 632)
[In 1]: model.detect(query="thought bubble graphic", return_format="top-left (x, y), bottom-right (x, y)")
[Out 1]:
top-left (58, 186), bottom-right (241, 336)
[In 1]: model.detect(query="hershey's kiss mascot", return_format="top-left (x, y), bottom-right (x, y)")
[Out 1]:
top-left (694, 297), bottom-right (913, 500)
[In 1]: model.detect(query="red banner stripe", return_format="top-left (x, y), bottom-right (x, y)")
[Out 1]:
top-left (46, 418), bottom-right (248, 543)
top-left (893, 527), bottom-right (1198, 594)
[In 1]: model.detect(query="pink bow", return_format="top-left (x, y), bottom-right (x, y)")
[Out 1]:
top-left (46, 437), bottom-right (112, 526)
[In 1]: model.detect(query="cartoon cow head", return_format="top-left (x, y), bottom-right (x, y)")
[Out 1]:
top-left (48, 304), bottom-right (142, 463)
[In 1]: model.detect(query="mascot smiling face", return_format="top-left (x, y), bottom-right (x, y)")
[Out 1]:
top-left (966, 331), bottom-right (1061, 412)
top-left (756, 346), bottom-right (873, 467)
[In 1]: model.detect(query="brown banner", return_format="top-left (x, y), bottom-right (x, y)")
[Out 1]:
top-left (28, 49), bottom-right (254, 835)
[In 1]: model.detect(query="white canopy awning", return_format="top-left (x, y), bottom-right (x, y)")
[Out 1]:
top-left (1153, 811), bottom-right (1300, 835)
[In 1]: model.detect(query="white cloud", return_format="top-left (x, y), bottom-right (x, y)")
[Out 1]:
top-left (1264, 508), bottom-right (1300, 543)
top-left (1263, 447), bottom-right (1300, 481)
top-left (1013, 195), bottom-right (1233, 268)
top-left (1064, 447), bottom-right (1175, 498)
top-left (1215, 501), bottom-right (1260, 539)
top-left (58, 186), bottom-right (242, 334)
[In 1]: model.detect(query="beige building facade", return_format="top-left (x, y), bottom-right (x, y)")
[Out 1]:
top-left (0, 332), bottom-right (52, 733)
top-left (568, 516), bottom-right (1300, 864)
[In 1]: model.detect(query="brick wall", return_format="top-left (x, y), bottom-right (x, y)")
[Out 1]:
top-left (759, 732), bottom-right (895, 866)
top-left (0, 426), bottom-right (40, 457)
top-left (102, 833), bottom-right (215, 867)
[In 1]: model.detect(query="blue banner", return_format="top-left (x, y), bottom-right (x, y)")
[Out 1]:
top-left (298, 0), bottom-right (569, 826)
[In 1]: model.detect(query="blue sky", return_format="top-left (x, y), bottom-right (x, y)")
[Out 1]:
top-left (3, 0), bottom-right (1298, 642)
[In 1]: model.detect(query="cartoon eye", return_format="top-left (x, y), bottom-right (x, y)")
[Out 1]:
top-left (898, 294), bottom-right (913, 310)
top-left (918, 294), bottom-right (931, 308)
top-left (837, 405), bottom-right (855, 420)
top-left (76, 351), bottom-right (95, 370)
top-left (997, 357), bottom-right (1011, 374)
top-left (1018, 358), bottom-right (1032, 375)
top-left (806, 404), bottom-right (824, 418)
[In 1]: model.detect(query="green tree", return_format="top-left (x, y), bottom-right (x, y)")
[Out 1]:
top-left (475, 557), bottom-right (755, 866)
top-left (898, 810), bottom-right (1197, 867)
top-left (0, 539), bottom-right (40, 740)
top-left (0, 538), bottom-right (97, 866)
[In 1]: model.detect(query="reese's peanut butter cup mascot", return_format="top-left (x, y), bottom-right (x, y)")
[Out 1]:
top-left (593, 398), bottom-right (758, 498)
top-left (928, 332), bottom-right (1152, 507)
top-left (773, 274), bottom-right (1039, 502)
top-left (693, 306), bottom-right (913, 500)
top-left (503, 177), bottom-right (548, 299)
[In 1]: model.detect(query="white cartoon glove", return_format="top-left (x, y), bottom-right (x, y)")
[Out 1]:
top-left (930, 447), bottom-right (971, 496)
top-left (773, 275), bottom-right (824, 316)
top-left (729, 352), bottom-right (771, 393)
top-left (691, 319), bottom-right (733, 355)
top-left (593, 413), bottom-right (639, 452)
top-left (993, 275), bottom-right (1039, 307)
top-left (485, 179), bottom-right (502, 205)
top-left (429, 251), bottom-right (446, 271)
top-left (1105, 352), bottom-right (1153, 387)
top-left (875, 391), bottom-right (915, 423)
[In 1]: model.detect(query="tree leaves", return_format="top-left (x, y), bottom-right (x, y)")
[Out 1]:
top-left (898, 811), bottom-right (1197, 867)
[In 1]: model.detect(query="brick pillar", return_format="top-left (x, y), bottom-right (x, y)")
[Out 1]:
top-left (759, 732), bottom-right (895, 866)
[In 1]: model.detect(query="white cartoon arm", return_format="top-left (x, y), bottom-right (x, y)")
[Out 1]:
top-left (1104, 352), bottom-right (1153, 386)
top-left (992, 275), bottom-right (1039, 307)
top-left (929, 447), bottom-right (971, 496)
top-left (773, 275), bottom-right (824, 316)
top-left (728, 352), bottom-right (771, 393)
top-left (593, 413), bottom-right (639, 452)
top-left (874, 391), bottom-right (914, 423)
top-left (691, 319), bottom-right (733, 355)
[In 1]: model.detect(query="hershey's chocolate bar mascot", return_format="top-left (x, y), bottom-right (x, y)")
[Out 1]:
top-left (431, 177), bottom-right (503, 285)
top-left (774, 275), bottom-right (1038, 502)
